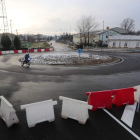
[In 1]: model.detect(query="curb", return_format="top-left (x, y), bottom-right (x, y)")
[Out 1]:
top-left (0, 48), bottom-right (54, 55)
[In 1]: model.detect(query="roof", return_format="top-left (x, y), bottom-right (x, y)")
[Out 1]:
top-left (111, 27), bottom-right (127, 34)
top-left (73, 30), bottom-right (102, 37)
top-left (109, 35), bottom-right (140, 40)
top-left (95, 27), bottom-right (127, 35)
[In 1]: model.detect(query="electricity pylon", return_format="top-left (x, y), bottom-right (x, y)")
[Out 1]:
top-left (0, 0), bottom-right (9, 33)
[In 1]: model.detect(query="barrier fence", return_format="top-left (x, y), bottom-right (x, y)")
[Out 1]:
top-left (0, 48), bottom-right (54, 55)
top-left (0, 85), bottom-right (140, 128)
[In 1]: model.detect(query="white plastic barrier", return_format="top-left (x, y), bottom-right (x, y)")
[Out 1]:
top-left (5, 51), bottom-right (10, 54)
top-left (59, 96), bottom-right (93, 124)
top-left (0, 96), bottom-right (19, 127)
top-left (41, 49), bottom-right (44, 52)
top-left (50, 48), bottom-right (53, 51)
top-left (34, 49), bottom-right (38, 52)
top-left (134, 85), bottom-right (140, 102)
top-left (18, 50), bottom-right (22, 53)
top-left (1, 51), bottom-right (6, 55)
top-left (9, 50), bottom-right (14, 54)
top-left (21, 99), bottom-right (57, 128)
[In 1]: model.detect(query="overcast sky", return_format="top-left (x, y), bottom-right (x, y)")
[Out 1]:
top-left (2, 0), bottom-right (140, 35)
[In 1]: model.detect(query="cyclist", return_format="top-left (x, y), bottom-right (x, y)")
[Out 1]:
top-left (24, 54), bottom-right (30, 64)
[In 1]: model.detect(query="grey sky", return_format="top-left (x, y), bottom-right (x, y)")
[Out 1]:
top-left (4, 0), bottom-right (140, 35)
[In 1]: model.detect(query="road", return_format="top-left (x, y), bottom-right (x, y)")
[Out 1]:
top-left (0, 41), bottom-right (140, 140)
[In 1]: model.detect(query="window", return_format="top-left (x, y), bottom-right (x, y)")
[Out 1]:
top-left (119, 42), bottom-right (121, 47)
top-left (124, 42), bottom-right (127, 47)
top-left (113, 42), bottom-right (115, 46)
top-left (136, 42), bottom-right (139, 47)
top-left (106, 36), bottom-right (108, 38)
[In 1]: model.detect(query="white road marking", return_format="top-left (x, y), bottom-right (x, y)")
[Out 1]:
top-left (121, 103), bottom-right (137, 128)
top-left (103, 109), bottom-right (139, 140)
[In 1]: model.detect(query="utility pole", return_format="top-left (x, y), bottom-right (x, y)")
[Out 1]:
top-left (0, 0), bottom-right (9, 33)
top-left (102, 21), bottom-right (104, 48)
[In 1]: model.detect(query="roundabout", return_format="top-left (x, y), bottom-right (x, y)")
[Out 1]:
top-left (0, 41), bottom-right (140, 140)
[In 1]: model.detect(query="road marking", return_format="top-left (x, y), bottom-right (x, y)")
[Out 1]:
top-left (103, 109), bottom-right (139, 140)
top-left (121, 103), bottom-right (137, 128)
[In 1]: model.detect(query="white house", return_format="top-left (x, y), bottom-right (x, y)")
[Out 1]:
top-left (108, 35), bottom-right (140, 48)
top-left (73, 27), bottom-right (127, 45)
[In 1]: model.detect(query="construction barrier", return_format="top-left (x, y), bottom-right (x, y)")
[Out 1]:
top-left (0, 48), bottom-right (54, 55)
top-left (134, 85), bottom-right (140, 103)
top-left (45, 48), bottom-right (49, 51)
top-left (21, 99), bottom-right (57, 128)
top-left (0, 96), bottom-right (19, 127)
top-left (112, 87), bottom-right (136, 107)
top-left (1, 51), bottom-right (6, 54)
top-left (59, 96), bottom-right (92, 124)
top-left (14, 50), bottom-right (18, 53)
top-left (37, 49), bottom-right (41, 52)
top-left (86, 90), bottom-right (112, 111)
top-left (9, 51), bottom-right (14, 54)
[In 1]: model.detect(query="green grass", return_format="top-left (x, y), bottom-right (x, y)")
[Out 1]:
top-left (21, 42), bottom-right (50, 49)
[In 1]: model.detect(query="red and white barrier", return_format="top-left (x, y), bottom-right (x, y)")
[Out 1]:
top-left (0, 96), bottom-right (19, 127)
top-left (59, 96), bottom-right (92, 124)
top-left (86, 90), bottom-right (112, 111)
top-left (0, 48), bottom-right (54, 55)
top-left (21, 99), bottom-right (57, 128)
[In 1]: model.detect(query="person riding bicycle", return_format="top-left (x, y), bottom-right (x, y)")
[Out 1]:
top-left (24, 54), bottom-right (30, 64)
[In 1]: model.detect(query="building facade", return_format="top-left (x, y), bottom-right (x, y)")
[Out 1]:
top-left (108, 35), bottom-right (140, 48)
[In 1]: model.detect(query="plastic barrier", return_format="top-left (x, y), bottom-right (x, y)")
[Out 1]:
top-left (29, 49), bottom-right (34, 53)
top-left (112, 87), bottom-right (136, 107)
top-left (41, 49), bottom-right (44, 52)
top-left (21, 99), bottom-right (57, 128)
top-left (34, 49), bottom-right (38, 52)
top-left (0, 51), bottom-right (2, 55)
top-left (1, 51), bottom-right (6, 54)
top-left (18, 50), bottom-right (22, 53)
top-left (14, 50), bottom-right (18, 53)
top-left (37, 49), bottom-right (41, 52)
top-left (9, 50), bottom-right (14, 54)
top-left (134, 85), bottom-right (140, 102)
top-left (59, 96), bottom-right (92, 124)
top-left (86, 90), bottom-right (112, 111)
top-left (45, 49), bottom-right (50, 51)
top-left (0, 96), bottom-right (19, 127)
top-left (5, 51), bottom-right (10, 54)
top-left (22, 50), bottom-right (29, 53)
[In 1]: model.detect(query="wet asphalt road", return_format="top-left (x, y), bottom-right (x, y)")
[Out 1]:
top-left (0, 45), bottom-right (140, 140)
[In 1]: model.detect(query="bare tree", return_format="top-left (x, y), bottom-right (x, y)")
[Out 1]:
top-left (76, 15), bottom-right (99, 45)
top-left (86, 16), bottom-right (99, 45)
top-left (120, 18), bottom-right (135, 33)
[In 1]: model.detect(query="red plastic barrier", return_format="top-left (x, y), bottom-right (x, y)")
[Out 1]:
top-left (29, 49), bottom-right (34, 53)
top-left (38, 49), bottom-right (41, 52)
top-left (14, 50), bottom-right (18, 53)
top-left (112, 87), bottom-right (136, 107)
top-left (22, 50), bottom-right (29, 53)
top-left (44, 49), bottom-right (50, 52)
top-left (86, 90), bottom-right (112, 111)
top-left (0, 51), bottom-right (2, 55)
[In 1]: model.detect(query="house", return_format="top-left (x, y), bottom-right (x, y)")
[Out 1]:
top-left (93, 27), bottom-right (127, 45)
top-left (73, 27), bottom-right (127, 45)
top-left (108, 35), bottom-right (140, 48)
top-left (73, 31), bottom-right (101, 45)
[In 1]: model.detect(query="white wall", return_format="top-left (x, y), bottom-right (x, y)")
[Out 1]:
top-left (108, 40), bottom-right (140, 48)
